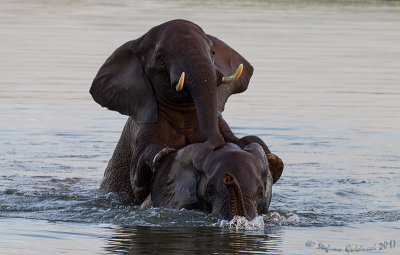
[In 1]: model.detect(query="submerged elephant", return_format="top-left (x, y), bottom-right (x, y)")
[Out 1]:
top-left (139, 138), bottom-right (283, 220)
top-left (90, 19), bottom-right (283, 203)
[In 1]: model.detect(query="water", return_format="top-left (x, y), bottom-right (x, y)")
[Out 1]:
top-left (1, 0), bottom-right (400, 254)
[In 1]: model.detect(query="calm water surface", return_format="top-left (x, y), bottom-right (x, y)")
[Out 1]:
top-left (1, 0), bottom-right (400, 254)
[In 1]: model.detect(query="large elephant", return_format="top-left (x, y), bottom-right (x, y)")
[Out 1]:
top-left (139, 137), bottom-right (283, 220)
top-left (90, 19), bottom-right (283, 203)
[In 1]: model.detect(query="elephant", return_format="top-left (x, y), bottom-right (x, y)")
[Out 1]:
top-left (90, 19), bottom-right (283, 204)
top-left (139, 137), bottom-right (283, 220)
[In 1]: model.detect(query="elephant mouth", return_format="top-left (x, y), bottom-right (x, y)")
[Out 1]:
top-left (156, 96), bottom-right (197, 112)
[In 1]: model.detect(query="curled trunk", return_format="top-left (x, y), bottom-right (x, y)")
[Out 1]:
top-left (224, 172), bottom-right (247, 218)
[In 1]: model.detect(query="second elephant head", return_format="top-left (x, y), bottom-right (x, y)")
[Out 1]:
top-left (146, 142), bottom-right (279, 220)
top-left (90, 19), bottom-right (253, 147)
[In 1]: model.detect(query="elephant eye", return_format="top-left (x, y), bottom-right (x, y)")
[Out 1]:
top-left (210, 50), bottom-right (216, 64)
top-left (156, 52), bottom-right (165, 63)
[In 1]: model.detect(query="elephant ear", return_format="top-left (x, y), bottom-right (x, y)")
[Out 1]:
top-left (207, 35), bottom-right (254, 113)
top-left (90, 39), bottom-right (158, 123)
top-left (244, 143), bottom-right (273, 191)
top-left (243, 143), bottom-right (268, 169)
top-left (152, 143), bottom-right (213, 209)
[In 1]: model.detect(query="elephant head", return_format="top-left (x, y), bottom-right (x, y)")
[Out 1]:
top-left (149, 142), bottom-right (278, 220)
top-left (90, 19), bottom-right (253, 148)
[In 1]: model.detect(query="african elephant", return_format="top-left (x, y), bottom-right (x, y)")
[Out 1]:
top-left (90, 19), bottom-right (283, 203)
top-left (139, 137), bottom-right (283, 220)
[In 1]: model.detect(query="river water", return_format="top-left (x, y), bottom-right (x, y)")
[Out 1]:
top-left (1, 0), bottom-right (399, 254)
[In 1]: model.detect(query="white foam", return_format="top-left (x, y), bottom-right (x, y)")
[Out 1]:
top-left (229, 215), bottom-right (265, 231)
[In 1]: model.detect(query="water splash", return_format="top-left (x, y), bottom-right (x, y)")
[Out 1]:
top-left (229, 215), bottom-right (265, 231)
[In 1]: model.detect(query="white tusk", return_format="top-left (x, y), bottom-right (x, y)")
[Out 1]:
top-left (175, 72), bottom-right (185, 91)
top-left (221, 64), bottom-right (243, 84)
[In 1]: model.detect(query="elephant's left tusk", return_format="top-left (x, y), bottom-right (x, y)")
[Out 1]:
top-left (221, 64), bottom-right (243, 84)
top-left (175, 72), bottom-right (185, 91)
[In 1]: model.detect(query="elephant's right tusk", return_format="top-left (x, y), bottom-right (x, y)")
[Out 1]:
top-left (221, 64), bottom-right (243, 84)
top-left (175, 72), bottom-right (185, 91)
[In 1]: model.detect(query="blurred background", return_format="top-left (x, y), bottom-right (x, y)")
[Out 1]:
top-left (1, 0), bottom-right (399, 254)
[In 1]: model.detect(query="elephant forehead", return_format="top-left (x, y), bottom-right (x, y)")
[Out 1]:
top-left (203, 143), bottom-right (253, 165)
top-left (162, 19), bottom-right (205, 36)
top-left (204, 150), bottom-right (262, 180)
top-left (158, 23), bottom-right (211, 50)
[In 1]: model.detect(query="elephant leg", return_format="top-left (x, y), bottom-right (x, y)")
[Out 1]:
top-left (131, 143), bottom-right (176, 204)
top-left (237, 135), bottom-right (284, 184)
top-left (100, 120), bottom-right (134, 200)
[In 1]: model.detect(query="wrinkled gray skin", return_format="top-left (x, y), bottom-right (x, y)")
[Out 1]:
top-left (90, 19), bottom-right (283, 204)
top-left (140, 141), bottom-right (281, 220)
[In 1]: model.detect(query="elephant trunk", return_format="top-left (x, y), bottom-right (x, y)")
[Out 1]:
top-left (184, 57), bottom-right (225, 148)
top-left (224, 172), bottom-right (247, 218)
top-left (192, 89), bottom-right (223, 147)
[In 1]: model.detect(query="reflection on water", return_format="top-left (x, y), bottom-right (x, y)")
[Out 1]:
top-left (2, 218), bottom-right (400, 254)
top-left (1, 0), bottom-right (400, 254)
top-left (105, 225), bottom-right (283, 254)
